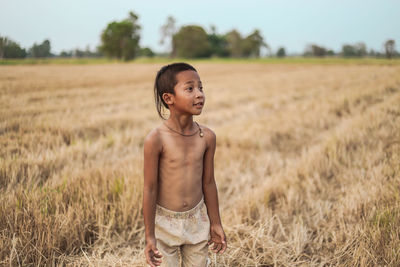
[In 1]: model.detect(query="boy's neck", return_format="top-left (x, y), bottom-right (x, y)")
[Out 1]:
top-left (166, 114), bottom-right (195, 132)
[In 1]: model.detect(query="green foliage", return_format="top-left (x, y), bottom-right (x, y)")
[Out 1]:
top-left (172, 25), bottom-right (211, 58)
top-left (29, 39), bottom-right (51, 58)
top-left (60, 51), bottom-right (73, 57)
top-left (225, 30), bottom-right (243, 57)
top-left (0, 57), bottom-right (119, 65)
top-left (111, 177), bottom-right (124, 200)
top-left (304, 44), bottom-right (327, 57)
top-left (277, 47), bottom-right (286, 58)
top-left (207, 25), bottom-right (229, 57)
top-left (59, 46), bottom-right (103, 58)
top-left (242, 30), bottom-right (265, 57)
top-left (100, 11), bottom-right (141, 61)
top-left (342, 45), bottom-right (355, 57)
top-left (139, 47), bottom-right (155, 57)
top-left (224, 29), bottom-right (266, 58)
top-left (303, 45), bottom-right (335, 57)
top-left (167, 23), bottom-right (268, 59)
top-left (342, 42), bottom-right (367, 57)
top-left (326, 49), bottom-right (335, 56)
top-left (208, 34), bottom-right (229, 57)
top-left (0, 36), bottom-right (27, 58)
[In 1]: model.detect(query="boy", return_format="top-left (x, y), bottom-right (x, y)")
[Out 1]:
top-left (143, 63), bottom-right (227, 267)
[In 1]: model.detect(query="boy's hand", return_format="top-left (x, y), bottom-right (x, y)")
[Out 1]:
top-left (208, 224), bottom-right (227, 254)
top-left (145, 237), bottom-right (162, 267)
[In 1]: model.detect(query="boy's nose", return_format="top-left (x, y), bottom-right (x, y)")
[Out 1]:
top-left (195, 88), bottom-right (204, 98)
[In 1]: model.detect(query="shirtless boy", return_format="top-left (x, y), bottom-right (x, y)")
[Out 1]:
top-left (143, 63), bottom-right (227, 266)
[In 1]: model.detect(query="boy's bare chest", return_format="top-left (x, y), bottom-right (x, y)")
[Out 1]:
top-left (161, 135), bottom-right (206, 164)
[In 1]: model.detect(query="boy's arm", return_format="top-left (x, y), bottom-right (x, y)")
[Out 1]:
top-left (202, 128), bottom-right (227, 254)
top-left (143, 130), bottom-right (163, 266)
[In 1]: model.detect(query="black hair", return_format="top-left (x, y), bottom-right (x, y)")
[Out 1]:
top-left (154, 62), bottom-right (197, 119)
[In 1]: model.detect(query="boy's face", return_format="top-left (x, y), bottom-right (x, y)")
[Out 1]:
top-left (165, 70), bottom-right (205, 116)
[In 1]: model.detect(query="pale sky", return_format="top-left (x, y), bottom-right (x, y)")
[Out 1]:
top-left (0, 0), bottom-right (399, 55)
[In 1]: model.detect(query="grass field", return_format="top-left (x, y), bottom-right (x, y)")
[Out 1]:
top-left (1, 61), bottom-right (400, 266)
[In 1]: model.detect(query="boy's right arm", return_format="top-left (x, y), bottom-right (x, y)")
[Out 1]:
top-left (143, 130), bottom-right (163, 267)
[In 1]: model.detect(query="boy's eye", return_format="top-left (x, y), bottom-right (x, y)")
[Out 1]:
top-left (186, 86), bottom-right (203, 91)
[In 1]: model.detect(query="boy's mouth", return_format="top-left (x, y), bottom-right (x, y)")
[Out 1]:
top-left (194, 102), bottom-right (203, 107)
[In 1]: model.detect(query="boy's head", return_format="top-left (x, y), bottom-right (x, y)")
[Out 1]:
top-left (154, 62), bottom-right (197, 119)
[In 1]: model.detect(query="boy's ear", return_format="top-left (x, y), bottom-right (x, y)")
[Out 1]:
top-left (162, 92), bottom-right (174, 106)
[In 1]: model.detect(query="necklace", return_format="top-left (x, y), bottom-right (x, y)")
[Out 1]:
top-left (164, 121), bottom-right (204, 137)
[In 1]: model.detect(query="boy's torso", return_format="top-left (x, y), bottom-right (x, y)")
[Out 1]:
top-left (156, 124), bottom-right (207, 212)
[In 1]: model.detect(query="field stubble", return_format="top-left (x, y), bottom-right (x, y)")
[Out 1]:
top-left (0, 62), bottom-right (399, 266)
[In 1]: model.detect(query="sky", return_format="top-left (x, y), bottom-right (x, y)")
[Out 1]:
top-left (1, 0), bottom-right (399, 55)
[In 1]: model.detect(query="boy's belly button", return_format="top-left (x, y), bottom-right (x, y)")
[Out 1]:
top-left (183, 201), bottom-right (187, 208)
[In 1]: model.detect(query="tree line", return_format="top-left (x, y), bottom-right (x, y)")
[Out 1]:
top-left (0, 38), bottom-right (52, 58)
top-left (0, 11), bottom-right (398, 60)
top-left (303, 41), bottom-right (397, 59)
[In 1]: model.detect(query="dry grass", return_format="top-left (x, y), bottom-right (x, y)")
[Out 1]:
top-left (1, 62), bottom-right (399, 266)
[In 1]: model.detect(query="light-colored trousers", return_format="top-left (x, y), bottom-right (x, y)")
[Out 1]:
top-left (155, 198), bottom-right (210, 267)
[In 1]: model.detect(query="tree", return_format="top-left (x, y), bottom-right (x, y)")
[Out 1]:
top-left (225, 30), bottom-right (243, 57)
top-left (29, 39), bottom-right (51, 58)
top-left (100, 11), bottom-right (141, 61)
top-left (242, 29), bottom-right (266, 57)
top-left (159, 16), bottom-right (176, 56)
top-left (172, 25), bottom-right (211, 58)
top-left (385, 39), bottom-right (395, 59)
top-left (60, 50), bottom-right (73, 57)
top-left (58, 47), bottom-right (102, 58)
top-left (342, 42), bottom-right (367, 57)
top-left (207, 25), bottom-right (229, 57)
top-left (276, 47), bottom-right (286, 58)
top-left (326, 50), bottom-right (335, 56)
top-left (74, 48), bottom-right (85, 58)
top-left (368, 49), bottom-right (377, 57)
top-left (342, 44), bottom-right (356, 57)
top-left (311, 44), bottom-right (326, 57)
top-left (304, 44), bottom-right (331, 57)
top-left (354, 42), bottom-right (367, 57)
top-left (0, 36), bottom-right (27, 58)
top-left (139, 47), bottom-right (155, 57)
top-left (0, 37), bottom-right (5, 58)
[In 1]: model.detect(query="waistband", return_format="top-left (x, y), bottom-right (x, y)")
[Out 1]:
top-left (156, 197), bottom-right (204, 219)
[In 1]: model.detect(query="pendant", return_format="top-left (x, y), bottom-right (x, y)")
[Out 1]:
top-left (195, 121), bottom-right (204, 137)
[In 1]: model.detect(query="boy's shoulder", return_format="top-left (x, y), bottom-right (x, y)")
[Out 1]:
top-left (197, 123), bottom-right (216, 145)
top-left (143, 126), bottom-right (163, 150)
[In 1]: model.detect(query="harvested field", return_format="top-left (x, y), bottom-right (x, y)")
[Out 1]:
top-left (1, 62), bottom-right (399, 266)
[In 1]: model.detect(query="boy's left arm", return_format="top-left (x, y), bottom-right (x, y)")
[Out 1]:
top-left (202, 128), bottom-right (227, 254)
